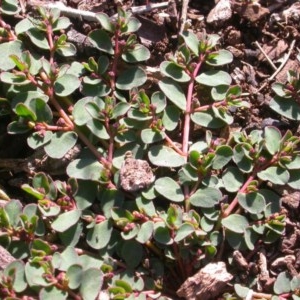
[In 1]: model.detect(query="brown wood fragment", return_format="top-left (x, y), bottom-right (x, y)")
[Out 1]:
top-left (176, 262), bottom-right (233, 300)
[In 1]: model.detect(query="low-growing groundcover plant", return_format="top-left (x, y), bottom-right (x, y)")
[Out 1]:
top-left (0, 1), bottom-right (300, 299)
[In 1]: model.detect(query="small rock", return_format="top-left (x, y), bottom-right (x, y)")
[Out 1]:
top-left (207, 0), bottom-right (232, 25)
top-left (119, 151), bottom-right (155, 192)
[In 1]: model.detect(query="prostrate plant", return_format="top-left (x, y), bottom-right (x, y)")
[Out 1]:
top-left (0, 3), bottom-right (299, 299)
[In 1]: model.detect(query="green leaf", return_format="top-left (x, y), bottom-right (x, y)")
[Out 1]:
top-left (72, 97), bottom-right (93, 126)
top-left (154, 223), bottom-right (172, 245)
top-left (190, 187), bottom-right (222, 208)
top-left (25, 262), bottom-right (51, 287)
top-left (258, 166), bottom-right (289, 185)
top-left (0, 40), bottom-right (24, 71)
top-left (159, 78), bottom-right (186, 111)
top-left (27, 131), bottom-right (52, 149)
top-left (86, 119), bottom-right (110, 139)
top-left (122, 16), bottom-right (141, 33)
top-left (39, 286), bottom-right (67, 300)
top-left (221, 214), bottom-right (249, 233)
top-left (122, 44), bottom-right (150, 63)
top-left (67, 158), bottom-right (103, 181)
top-left (136, 221), bottom-right (154, 244)
top-left (273, 271), bottom-right (292, 294)
top-left (27, 28), bottom-right (50, 50)
top-left (88, 29), bottom-right (114, 54)
top-left (95, 12), bottom-right (114, 32)
top-left (264, 126), bottom-right (281, 155)
top-left (1, 72), bottom-right (30, 85)
top-left (56, 42), bottom-right (77, 57)
top-left (151, 91), bottom-right (166, 113)
top-left (1, 0), bottom-right (20, 15)
top-left (149, 145), bottom-right (185, 167)
top-left (53, 17), bottom-right (72, 31)
top-left (181, 31), bottom-right (199, 56)
top-left (270, 96), bottom-right (300, 121)
top-left (174, 223), bottom-right (194, 242)
top-left (206, 49), bottom-right (233, 66)
top-left (121, 240), bottom-right (143, 268)
top-left (162, 105), bottom-right (181, 131)
top-left (222, 167), bottom-right (244, 192)
top-left (54, 74), bottom-right (81, 96)
top-left (15, 103), bottom-right (36, 121)
top-left (237, 192), bottom-right (266, 214)
top-left (4, 261), bottom-right (27, 293)
top-left (288, 169), bottom-right (300, 189)
top-left (66, 265), bottom-right (83, 289)
top-left (116, 67), bottom-right (147, 90)
top-left (141, 129), bottom-right (165, 144)
top-left (191, 110), bottom-right (226, 129)
top-left (195, 70), bottom-right (232, 86)
top-left (212, 145), bottom-right (233, 169)
top-left (86, 220), bottom-right (112, 249)
top-left (234, 284), bottom-right (250, 298)
top-left (44, 132), bottom-right (78, 159)
top-left (80, 268), bottom-right (103, 300)
top-left (51, 209), bottom-right (81, 232)
top-left (154, 177), bottom-right (184, 202)
top-left (160, 61), bottom-right (190, 82)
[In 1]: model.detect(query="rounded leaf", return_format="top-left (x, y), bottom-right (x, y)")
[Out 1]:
top-left (154, 177), bottom-right (184, 202)
top-left (116, 67), bottom-right (147, 90)
top-left (44, 132), bottom-right (77, 159)
top-left (195, 70), bottom-right (232, 87)
top-left (237, 192), bottom-right (266, 214)
top-left (221, 214), bottom-right (249, 233)
top-left (141, 129), bottom-right (165, 144)
top-left (222, 167), bottom-right (244, 192)
top-left (86, 220), bottom-right (112, 249)
top-left (212, 145), bottom-right (233, 169)
top-left (122, 44), bottom-right (150, 63)
top-left (206, 49), bottom-right (233, 66)
top-left (66, 264), bottom-right (83, 289)
top-left (190, 187), bottom-right (222, 208)
top-left (149, 145), bottom-right (185, 167)
top-left (136, 221), bottom-right (154, 244)
top-left (257, 166), bottom-right (289, 185)
top-left (51, 209), bottom-right (81, 232)
top-left (54, 74), bottom-right (81, 96)
top-left (181, 31), bottom-right (199, 56)
top-left (159, 78), bottom-right (186, 111)
top-left (121, 240), bottom-right (143, 268)
top-left (88, 29), bottom-right (114, 54)
top-left (67, 158), bottom-right (103, 181)
top-left (191, 110), bottom-right (226, 128)
top-left (264, 126), bottom-right (281, 155)
top-left (174, 223), bottom-right (195, 242)
top-left (80, 268), bottom-right (103, 300)
top-left (273, 271), bottom-right (292, 294)
top-left (4, 261), bottom-right (27, 292)
top-left (39, 286), bottom-right (67, 300)
top-left (270, 96), bottom-right (300, 121)
top-left (160, 61), bottom-right (190, 82)
top-left (0, 40), bottom-right (24, 71)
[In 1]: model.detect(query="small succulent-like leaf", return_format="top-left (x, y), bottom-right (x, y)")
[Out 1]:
top-left (27, 28), bottom-right (50, 50)
top-left (206, 49), bottom-right (233, 66)
top-left (122, 17), bottom-right (141, 33)
top-left (121, 240), bottom-right (143, 268)
top-left (159, 78), bottom-right (186, 111)
top-left (0, 40), bottom-right (24, 71)
top-left (52, 16), bottom-right (72, 31)
top-left (196, 70), bottom-right (232, 87)
top-left (264, 126), bottom-right (281, 155)
top-left (149, 145), bottom-right (185, 167)
top-left (116, 66), bottom-right (147, 90)
top-left (273, 271), bottom-right (292, 294)
top-left (154, 223), bottom-right (172, 245)
top-left (66, 264), bottom-right (83, 289)
top-left (151, 91), bottom-right (166, 113)
top-left (25, 262), bottom-right (51, 287)
top-left (222, 167), bottom-right (244, 192)
top-left (135, 221), bottom-right (154, 244)
top-left (1, 72), bottom-right (30, 85)
top-left (3, 261), bottom-right (27, 292)
top-left (39, 286), bottom-right (67, 300)
top-left (212, 145), bottom-right (233, 169)
top-left (191, 110), bottom-right (226, 129)
top-left (190, 187), bottom-right (222, 208)
top-left (141, 128), bottom-right (165, 144)
top-left (51, 209), bottom-right (81, 232)
top-left (160, 61), bottom-right (190, 82)
top-left (272, 82), bottom-right (290, 98)
top-left (95, 12), bottom-right (115, 32)
top-left (86, 119), bottom-right (110, 140)
top-left (67, 158), bottom-right (103, 181)
top-left (181, 31), bottom-right (199, 56)
top-left (88, 29), bottom-right (114, 54)
top-left (54, 74), bottom-right (81, 96)
top-left (122, 44), bottom-right (150, 63)
top-left (237, 192), bottom-right (266, 214)
top-left (234, 284), bottom-right (250, 298)
top-left (154, 177), bottom-right (184, 202)
top-left (288, 169), bottom-right (300, 189)
top-left (1, 0), bottom-right (20, 15)
top-left (86, 220), bottom-right (112, 249)
top-left (80, 268), bottom-right (103, 300)
top-left (221, 214), bottom-right (249, 233)
top-left (258, 166), bottom-right (289, 185)
top-left (56, 42), bottom-right (77, 57)
top-left (44, 132), bottom-right (78, 159)
top-left (27, 131), bottom-right (52, 149)
top-left (270, 96), bottom-right (300, 121)
top-left (162, 105), bottom-right (181, 131)
top-left (174, 223), bottom-right (194, 242)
